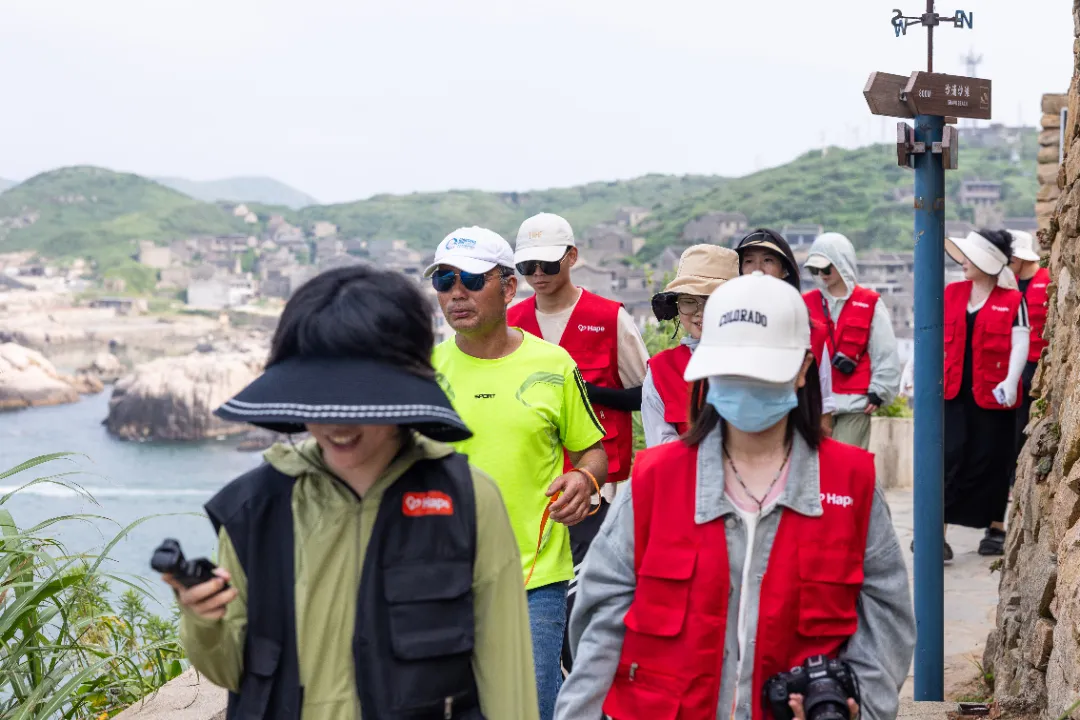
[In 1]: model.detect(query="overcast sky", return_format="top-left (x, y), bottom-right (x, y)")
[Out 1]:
top-left (1, 0), bottom-right (1072, 203)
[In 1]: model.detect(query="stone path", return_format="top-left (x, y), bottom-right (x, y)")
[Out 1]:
top-left (886, 489), bottom-right (1000, 699)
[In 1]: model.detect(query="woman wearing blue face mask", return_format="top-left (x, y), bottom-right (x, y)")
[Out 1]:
top-left (555, 272), bottom-right (915, 720)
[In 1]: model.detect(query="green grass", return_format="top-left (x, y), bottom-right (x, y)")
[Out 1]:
top-left (637, 130), bottom-right (1038, 259)
top-left (0, 167), bottom-right (247, 265)
top-left (0, 131), bottom-right (1037, 277)
top-left (0, 454), bottom-right (186, 719)
top-left (292, 174), bottom-right (727, 245)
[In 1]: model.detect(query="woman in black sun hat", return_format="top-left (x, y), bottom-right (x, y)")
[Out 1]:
top-left (159, 264), bottom-right (539, 720)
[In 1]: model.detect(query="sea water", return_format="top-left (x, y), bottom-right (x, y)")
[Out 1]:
top-left (0, 390), bottom-right (263, 609)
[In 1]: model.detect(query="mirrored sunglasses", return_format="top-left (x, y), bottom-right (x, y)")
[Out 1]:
top-left (431, 269), bottom-right (491, 293)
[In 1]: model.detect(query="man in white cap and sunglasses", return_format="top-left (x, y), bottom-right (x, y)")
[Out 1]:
top-left (507, 212), bottom-right (649, 673)
top-left (426, 226), bottom-right (608, 720)
top-left (1007, 229), bottom-right (1050, 486)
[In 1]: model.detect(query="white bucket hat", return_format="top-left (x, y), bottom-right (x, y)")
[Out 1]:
top-left (945, 231), bottom-right (1009, 277)
top-left (684, 272), bottom-right (811, 385)
top-left (1008, 230), bottom-right (1039, 262)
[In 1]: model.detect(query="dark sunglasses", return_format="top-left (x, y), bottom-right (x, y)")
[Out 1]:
top-left (515, 251), bottom-right (569, 277)
top-left (431, 268), bottom-right (493, 293)
top-left (808, 265), bottom-right (834, 276)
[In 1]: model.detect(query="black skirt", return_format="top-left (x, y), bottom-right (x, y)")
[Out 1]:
top-left (944, 391), bottom-right (1016, 528)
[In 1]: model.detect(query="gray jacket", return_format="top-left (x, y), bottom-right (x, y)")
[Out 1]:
top-left (806, 233), bottom-right (902, 414)
top-left (554, 426), bottom-right (915, 720)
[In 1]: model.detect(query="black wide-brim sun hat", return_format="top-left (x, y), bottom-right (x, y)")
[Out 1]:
top-left (214, 358), bottom-right (472, 443)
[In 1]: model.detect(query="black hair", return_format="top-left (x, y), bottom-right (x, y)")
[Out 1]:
top-left (267, 264), bottom-right (436, 381)
top-left (976, 228), bottom-right (1014, 263)
top-left (681, 360), bottom-right (823, 450)
top-left (735, 228), bottom-right (802, 291)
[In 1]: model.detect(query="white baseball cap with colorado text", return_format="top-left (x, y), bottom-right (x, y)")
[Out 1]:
top-left (684, 271), bottom-right (811, 384)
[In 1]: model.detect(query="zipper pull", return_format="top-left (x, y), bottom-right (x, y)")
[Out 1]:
top-left (629, 662), bottom-right (638, 681)
top-left (444, 696), bottom-right (453, 719)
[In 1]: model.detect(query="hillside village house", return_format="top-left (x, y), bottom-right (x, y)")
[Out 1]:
top-left (781, 223), bottom-right (825, 250)
top-left (681, 212), bottom-right (749, 246)
top-left (137, 241), bottom-right (172, 269)
top-left (615, 206), bottom-right (651, 228)
top-left (187, 275), bottom-right (255, 310)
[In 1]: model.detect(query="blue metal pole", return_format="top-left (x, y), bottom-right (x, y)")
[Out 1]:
top-left (912, 112), bottom-right (945, 701)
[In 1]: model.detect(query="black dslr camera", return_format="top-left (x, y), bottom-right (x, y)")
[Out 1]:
top-left (652, 292), bottom-right (678, 322)
top-left (763, 655), bottom-right (860, 720)
top-left (831, 351), bottom-right (858, 376)
top-left (151, 538), bottom-right (226, 589)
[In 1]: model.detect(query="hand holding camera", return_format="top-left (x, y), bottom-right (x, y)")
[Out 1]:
top-left (764, 655), bottom-right (861, 720)
top-left (993, 381), bottom-right (1016, 407)
top-left (153, 539), bottom-right (237, 621)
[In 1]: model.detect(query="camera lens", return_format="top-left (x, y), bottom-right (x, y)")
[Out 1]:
top-left (803, 678), bottom-right (850, 720)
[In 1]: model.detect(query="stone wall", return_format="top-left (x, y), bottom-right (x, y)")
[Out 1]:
top-left (1039, 94), bottom-right (1069, 235)
top-left (983, 3), bottom-right (1080, 715)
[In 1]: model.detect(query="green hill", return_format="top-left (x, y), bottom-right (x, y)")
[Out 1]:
top-left (292, 174), bottom-right (727, 244)
top-left (0, 178), bottom-right (14, 193)
top-left (0, 167), bottom-right (246, 291)
top-left (155, 176), bottom-right (318, 209)
top-left (637, 130), bottom-right (1038, 259)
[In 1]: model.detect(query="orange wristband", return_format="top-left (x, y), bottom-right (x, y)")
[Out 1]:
top-left (574, 468), bottom-right (602, 516)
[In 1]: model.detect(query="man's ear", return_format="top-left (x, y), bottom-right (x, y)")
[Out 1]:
top-left (567, 246), bottom-right (579, 268)
top-left (503, 274), bottom-right (518, 306)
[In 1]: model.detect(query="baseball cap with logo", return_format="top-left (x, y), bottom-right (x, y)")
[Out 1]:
top-left (684, 271), bottom-right (811, 384)
top-left (423, 226), bottom-right (516, 277)
top-left (514, 213), bottom-right (576, 264)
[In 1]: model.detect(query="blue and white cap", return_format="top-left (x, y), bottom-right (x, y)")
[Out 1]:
top-left (424, 227), bottom-right (516, 277)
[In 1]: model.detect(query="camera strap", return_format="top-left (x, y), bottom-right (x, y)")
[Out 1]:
top-left (820, 295), bottom-right (839, 349)
top-left (821, 294), bottom-right (866, 362)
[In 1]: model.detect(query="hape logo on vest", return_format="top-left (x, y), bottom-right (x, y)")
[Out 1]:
top-left (851, 301), bottom-right (871, 309)
top-left (578, 324), bottom-right (605, 333)
top-left (402, 491), bottom-right (454, 517)
top-left (991, 305), bottom-right (1010, 313)
top-left (821, 493), bottom-right (854, 509)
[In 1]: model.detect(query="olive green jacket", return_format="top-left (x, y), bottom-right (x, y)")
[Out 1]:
top-left (180, 434), bottom-right (539, 720)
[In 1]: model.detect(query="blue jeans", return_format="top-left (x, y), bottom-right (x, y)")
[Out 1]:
top-left (527, 581), bottom-right (568, 720)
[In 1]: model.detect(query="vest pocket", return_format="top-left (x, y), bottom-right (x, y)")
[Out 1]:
top-left (383, 561), bottom-right (474, 660)
top-left (624, 546), bottom-right (696, 637)
top-left (796, 547), bottom-right (862, 639)
top-left (604, 662), bottom-right (687, 720)
top-left (235, 635), bottom-right (281, 719)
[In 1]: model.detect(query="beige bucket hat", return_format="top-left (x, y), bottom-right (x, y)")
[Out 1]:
top-left (664, 244), bottom-right (740, 296)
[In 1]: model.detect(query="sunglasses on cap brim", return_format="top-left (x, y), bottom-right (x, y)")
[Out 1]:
top-left (515, 251), bottom-right (569, 277)
top-left (431, 268), bottom-right (496, 293)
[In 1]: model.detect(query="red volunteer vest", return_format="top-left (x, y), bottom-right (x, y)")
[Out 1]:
top-left (602, 438), bottom-right (874, 720)
top-left (647, 344), bottom-right (693, 436)
top-left (1024, 267), bottom-right (1050, 363)
top-left (804, 286), bottom-right (879, 396)
top-left (509, 290), bottom-right (634, 482)
top-left (943, 281), bottom-right (1023, 410)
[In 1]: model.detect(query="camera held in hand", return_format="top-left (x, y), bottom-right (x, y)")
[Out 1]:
top-left (831, 351), bottom-right (859, 376)
top-left (763, 655), bottom-right (860, 720)
top-left (151, 538), bottom-right (226, 589)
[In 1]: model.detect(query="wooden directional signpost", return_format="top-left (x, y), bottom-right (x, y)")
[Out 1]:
top-left (864, 1), bottom-right (988, 703)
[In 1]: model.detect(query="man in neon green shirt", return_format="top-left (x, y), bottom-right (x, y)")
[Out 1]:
top-left (428, 226), bottom-right (607, 720)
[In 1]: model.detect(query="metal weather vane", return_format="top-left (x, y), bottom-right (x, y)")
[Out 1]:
top-left (891, 1), bottom-right (974, 72)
